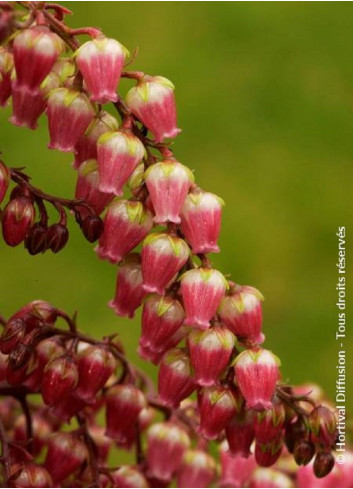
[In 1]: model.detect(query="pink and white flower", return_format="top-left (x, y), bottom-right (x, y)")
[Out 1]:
top-left (126, 75), bottom-right (180, 143)
top-left (144, 159), bottom-right (194, 224)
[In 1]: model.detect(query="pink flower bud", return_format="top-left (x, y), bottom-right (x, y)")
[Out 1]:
top-left (46, 88), bottom-right (95, 152)
top-left (111, 466), bottom-right (148, 488)
top-left (158, 348), bottom-right (195, 408)
top-left (74, 345), bottom-right (115, 403)
top-left (2, 196), bottom-right (35, 246)
top-left (141, 233), bottom-right (189, 294)
top-left (97, 129), bottom-right (145, 195)
top-left (109, 253), bottom-right (144, 318)
top-left (13, 27), bottom-right (62, 91)
top-left (75, 36), bottom-right (128, 103)
top-left (73, 111), bottom-right (119, 169)
top-left (180, 190), bottom-right (224, 254)
top-left (199, 386), bottom-right (239, 440)
top-left (180, 267), bottom-right (227, 329)
top-left (234, 348), bottom-right (281, 410)
top-left (225, 409), bottom-right (255, 458)
top-left (44, 432), bottom-right (88, 482)
top-left (0, 47), bottom-right (13, 107)
top-left (219, 443), bottom-right (256, 488)
top-left (140, 294), bottom-right (185, 353)
top-left (96, 200), bottom-right (153, 263)
top-left (188, 326), bottom-right (235, 386)
top-left (219, 284), bottom-right (264, 344)
top-left (254, 396), bottom-right (285, 443)
top-left (308, 406), bottom-right (337, 448)
top-left (126, 75), bottom-right (180, 143)
top-left (255, 436), bottom-right (283, 467)
top-left (144, 160), bottom-right (194, 224)
top-left (11, 463), bottom-right (53, 488)
top-left (10, 72), bottom-right (60, 130)
top-left (75, 159), bottom-right (114, 218)
top-left (41, 355), bottom-right (78, 406)
top-left (0, 160), bottom-right (10, 204)
top-left (177, 449), bottom-right (217, 488)
top-left (251, 468), bottom-right (293, 488)
top-left (146, 421), bottom-right (190, 481)
top-left (105, 384), bottom-right (146, 446)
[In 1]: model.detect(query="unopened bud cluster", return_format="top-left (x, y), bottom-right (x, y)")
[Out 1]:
top-left (0, 2), bottom-right (347, 488)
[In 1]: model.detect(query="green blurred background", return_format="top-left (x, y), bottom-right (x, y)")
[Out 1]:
top-left (1, 2), bottom-right (352, 404)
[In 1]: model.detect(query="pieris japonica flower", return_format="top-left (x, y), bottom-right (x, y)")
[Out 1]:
top-left (126, 75), bottom-right (180, 142)
top-left (75, 36), bottom-right (128, 103)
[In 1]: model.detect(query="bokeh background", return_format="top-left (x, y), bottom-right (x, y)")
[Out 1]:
top-left (1, 2), bottom-right (352, 405)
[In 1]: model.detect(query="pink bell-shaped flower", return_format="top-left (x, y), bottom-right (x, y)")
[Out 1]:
top-left (109, 253), bottom-right (145, 318)
top-left (75, 36), bottom-right (128, 103)
top-left (0, 47), bottom-right (13, 107)
top-left (13, 26), bottom-right (62, 91)
top-left (177, 450), bottom-right (217, 488)
top-left (44, 432), bottom-right (88, 482)
top-left (198, 385), bottom-right (239, 440)
top-left (97, 129), bottom-right (145, 195)
top-left (105, 384), bottom-right (146, 447)
top-left (46, 87), bottom-right (95, 152)
top-left (141, 233), bottom-right (189, 294)
top-left (111, 466), bottom-right (148, 488)
top-left (74, 345), bottom-right (115, 403)
top-left (255, 436), bottom-right (283, 467)
top-left (126, 75), bottom-right (180, 143)
top-left (1, 196), bottom-right (35, 247)
top-left (140, 294), bottom-right (185, 354)
top-left (75, 159), bottom-right (114, 218)
top-left (73, 111), bottom-right (119, 169)
top-left (254, 395), bottom-right (285, 444)
top-left (188, 326), bottom-right (235, 386)
top-left (225, 409), bottom-right (255, 458)
top-left (138, 325), bottom-right (188, 365)
top-left (219, 442), bottom-right (257, 488)
top-left (158, 348), bottom-right (195, 408)
top-left (144, 159), bottom-right (194, 224)
top-left (96, 200), bottom-right (153, 264)
top-left (180, 189), bottom-right (224, 254)
top-left (146, 421), bottom-right (190, 481)
top-left (10, 72), bottom-right (60, 130)
top-left (219, 283), bottom-right (265, 345)
top-left (251, 468), bottom-right (293, 488)
top-left (180, 267), bottom-right (227, 329)
top-left (233, 348), bottom-right (281, 410)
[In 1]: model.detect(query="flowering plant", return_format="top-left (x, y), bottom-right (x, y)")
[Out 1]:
top-left (0, 2), bottom-right (351, 488)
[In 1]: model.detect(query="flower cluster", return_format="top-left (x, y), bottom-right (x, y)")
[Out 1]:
top-left (0, 2), bottom-right (349, 488)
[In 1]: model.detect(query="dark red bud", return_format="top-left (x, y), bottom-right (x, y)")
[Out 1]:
top-left (10, 184), bottom-right (33, 201)
top-left (313, 451), bottom-right (335, 478)
top-left (25, 223), bottom-right (48, 255)
top-left (42, 355), bottom-right (78, 406)
top-left (81, 215), bottom-right (104, 242)
top-left (8, 343), bottom-right (33, 371)
top-left (46, 224), bottom-right (69, 253)
top-left (293, 439), bottom-right (315, 466)
top-left (284, 416), bottom-right (308, 453)
top-left (0, 161), bottom-right (10, 204)
top-left (2, 196), bottom-right (35, 246)
top-left (0, 318), bottom-right (26, 354)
